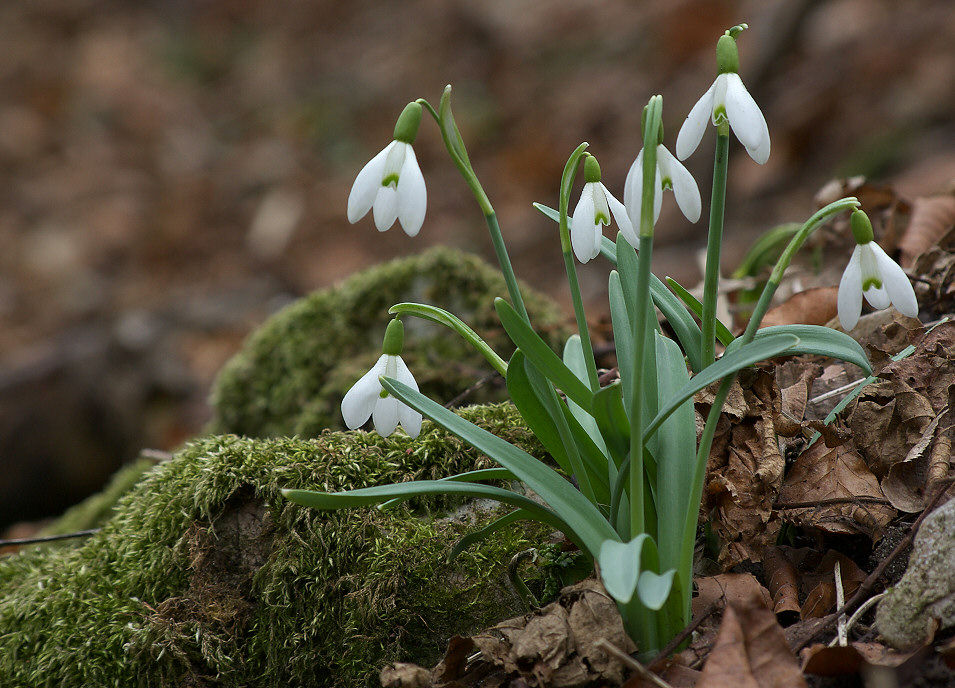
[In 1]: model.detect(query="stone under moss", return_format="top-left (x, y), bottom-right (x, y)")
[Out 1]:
top-left (0, 405), bottom-right (558, 687)
top-left (209, 246), bottom-right (570, 439)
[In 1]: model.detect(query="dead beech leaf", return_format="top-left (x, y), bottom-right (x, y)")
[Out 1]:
top-left (694, 573), bottom-right (773, 616)
top-left (760, 287), bottom-right (838, 329)
top-left (777, 441), bottom-right (895, 540)
top-left (801, 642), bottom-right (932, 682)
top-left (697, 588), bottom-right (806, 688)
top-left (799, 551), bottom-right (866, 620)
top-left (705, 369), bottom-right (785, 568)
top-left (471, 579), bottom-right (635, 688)
top-left (898, 194), bottom-right (955, 266)
top-left (883, 410), bottom-right (950, 512)
top-left (762, 546), bottom-right (801, 622)
top-left (380, 663), bottom-right (432, 688)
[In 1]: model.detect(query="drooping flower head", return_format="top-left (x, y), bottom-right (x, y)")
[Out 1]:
top-left (569, 155), bottom-right (633, 263)
top-left (625, 113), bottom-right (701, 234)
top-left (341, 318), bottom-right (423, 438)
top-left (347, 102), bottom-right (428, 236)
top-left (676, 25), bottom-right (770, 165)
top-left (837, 209), bottom-right (919, 331)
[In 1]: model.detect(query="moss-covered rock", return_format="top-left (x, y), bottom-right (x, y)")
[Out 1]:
top-left (0, 405), bottom-right (557, 687)
top-left (209, 246), bottom-right (570, 438)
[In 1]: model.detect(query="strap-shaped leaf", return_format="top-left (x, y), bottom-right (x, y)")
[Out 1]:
top-left (382, 376), bottom-right (620, 556)
top-left (592, 383), bottom-right (630, 468)
top-left (645, 332), bottom-right (800, 441)
top-left (748, 324), bottom-right (872, 375)
top-left (495, 298), bottom-right (594, 413)
top-left (448, 508), bottom-right (532, 561)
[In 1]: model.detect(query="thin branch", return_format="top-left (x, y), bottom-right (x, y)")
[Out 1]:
top-left (0, 528), bottom-right (101, 547)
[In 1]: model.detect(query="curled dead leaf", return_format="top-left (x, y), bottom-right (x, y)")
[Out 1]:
top-left (898, 194), bottom-right (955, 266)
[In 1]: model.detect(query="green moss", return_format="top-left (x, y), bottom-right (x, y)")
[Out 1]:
top-left (209, 246), bottom-right (569, 438)
top-left (0, 405), bottom-right (560, 687)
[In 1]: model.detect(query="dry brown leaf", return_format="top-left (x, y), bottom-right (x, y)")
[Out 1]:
top-left (380, 663), bottom-right (432, 688)
top-left (762, 546), bottom-right (802, 622)
top-left (694, 573), bottom-right (773, 615)
top-left (704, 370), bottom-right (785, 567)
top-left (798, 551), bottom-right (866, 620)
top-left (898, 194), bottom-right (955, 266)
top-left (696, 588), bottom-right (806, 688)
top-left (470, 579), bottom-right (635, 688)
top-left (882, 410), bottom-right (950, 512)
top-left (801, 642), bottom-right (932, 682)
top-left (760, 287), bottom-right (839, 329)
top-left (777, 441), bottom-right (895, 540)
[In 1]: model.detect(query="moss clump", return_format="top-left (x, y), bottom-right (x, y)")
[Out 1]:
top-left (0, 405), bottom-right (557, 687)
top-left (209, 246), bottom-right (569, 438)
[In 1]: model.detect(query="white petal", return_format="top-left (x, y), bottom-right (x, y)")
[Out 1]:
top-left (571, 184), bottom-right (598, 263)
top-left (372, 395), bottom-right (399, 437)
top-left (624, 149), bottom-right (643, 213)
top-left (341, 355), bottom-right (389, 429)
top-left (837, 246), bottom-right (863, 331)
top-left (676, 79), bottom-right (717, 161)
top-left (858, 244), bottom-right (890, 309)
top-left (372, 187), bottom-right (399, 231)
top-left (396, 144), bottom-right (427, 237)
top-left (346, 142), bottom-right (395, 223)
top-left (624, 150), bottom-right (663, 233)
top-left (601, 183), bottom-right (635, 249)
top-left (394, 356), bottom-right (423, 437)
top-left (724, 74), bottom-right (770, 165)
top-left (870, 242), bottom-right (919, 317)
top-left (657, 145), bottom-right (701, 223)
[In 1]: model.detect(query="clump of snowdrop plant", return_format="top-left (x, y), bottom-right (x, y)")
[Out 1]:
top-left (284, 24), bottom-right (917, 657)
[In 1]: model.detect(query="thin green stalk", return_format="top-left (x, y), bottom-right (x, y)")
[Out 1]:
top-left (557, 144), bottom-right (600, 391)
top-left (419, 91), bottom-right (530, 324)
top-left (629, 95), bottom-right (662, 542)
top-left (701, 124), bottom-right (730, 367)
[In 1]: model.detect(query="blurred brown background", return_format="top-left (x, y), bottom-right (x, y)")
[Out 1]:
top-left (2, 0), bottom-right (954, 529)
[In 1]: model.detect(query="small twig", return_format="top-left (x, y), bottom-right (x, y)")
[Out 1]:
top-left (649, 601), bottom-right (721, 667)
top-left (595, 638), bottom-right (674, 688)
top-left (829, 592), bottom-right (887, 646)
top-left (834, 560), bottom-right (847, 646)
top-left (0, 528), bottom-right (101, 547)
top-left (792, 480), bottom-right (954, 653)
top-left (444, 371), bottom-right (501, 409)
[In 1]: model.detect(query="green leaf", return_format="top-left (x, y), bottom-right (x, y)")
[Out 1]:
top-left (608, 271), bottom-right (634, 415)
top-left (381, 376), bottom-right (620, 556)
top-left (495, 298), bottom-right (594, 412)
top-left (645, 332), bottom-right (800, 441)
top-left (598, 534), bottom-right (650, 604)
top-left (748, 324), bottom-right (872, 375)
top-left (506, 350), bottom-right (574, 475)
top-left (592, 383), bottom-right (630, 468)
top-left (379, 467), bottom-right (517, 510)
top-left (283, 481), bottom-right (569, 534)
top-left (650, 332), bottom-right (696, 573)
top-left (388, 302), bottom-right (507, 376)
top-left (664, 276), bottom-right (735, 347)
top-left (637, 569), bottom-right (676, 611)
top-left (448, 509), bottom-right (531, 561)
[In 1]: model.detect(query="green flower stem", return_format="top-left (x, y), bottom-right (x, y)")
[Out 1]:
top-left (558, 144), bottom-right (600, 391)
top-left (683, 195), bottom-right (861, 599)
top-left (740, 196), bottom-right (861, 343)
top-left (629, 95), bottom-right (663, 541)
top-left (701, 124), bottom-right (730, 368)
top-left (418, 92), bottom-right (530, 324)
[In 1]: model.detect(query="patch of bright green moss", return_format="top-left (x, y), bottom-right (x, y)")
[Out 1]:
top-left (0, 404), bottom-right (558, 687)
top-left (209, 246), bottom-right (570, 438)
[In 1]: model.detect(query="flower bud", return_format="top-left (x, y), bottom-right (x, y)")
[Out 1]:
top-left (583, 155), bottom-right (602, 184)
top-left (381, 318), bottom-right (405, 356)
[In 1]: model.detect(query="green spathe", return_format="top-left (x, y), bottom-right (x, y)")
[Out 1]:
top-left (0, 407), bottom-right (557, 687)
top-left (392, 102), bottom-right (422, 144)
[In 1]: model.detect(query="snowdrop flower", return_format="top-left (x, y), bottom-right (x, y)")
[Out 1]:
top-left (676, 26), bottom-right (770, 165)
top-left (624, 139), bottom-right (701, 233)
top-left (838, 210), bottom-right (918, 331)
top-left (570, 155), bottom-right (633, 263)
top-left (341, 319), bottom-right (423, 438)
top-left (347, 102), bottom-right (427, 237)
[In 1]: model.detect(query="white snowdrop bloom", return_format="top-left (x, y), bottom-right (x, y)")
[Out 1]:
top-left (837, 210), bottom-right (918, 331)
top-left (347, 103), bottom-right (427, 237)
top-left (624, 144), bottom-right (701, 234)
top-left (341, 320), bottom-right (422, 438)
top-left (570, 156), bottom-right (632, 263)
top-left (675, 31), bottom-right (770, 165)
